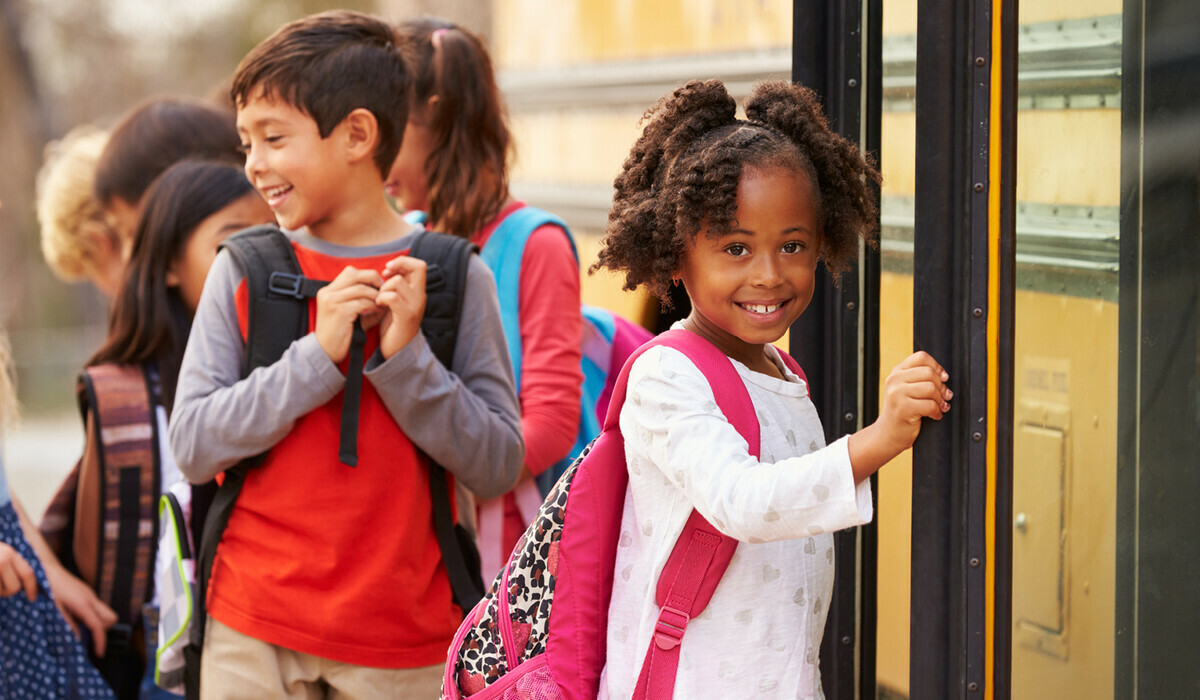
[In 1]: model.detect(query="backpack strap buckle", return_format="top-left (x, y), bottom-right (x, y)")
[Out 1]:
top-left (268, 271), bottom-right (325, 300)
top-left (652, 606), bottom-right (690, 651)
top-left (268, 271), bottom-right (306, 299)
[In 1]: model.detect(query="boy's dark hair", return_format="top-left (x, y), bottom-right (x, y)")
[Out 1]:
top-left (94, 98), bottom-right (242, 207)
top-left (232, 10), bottom-right (409, 178)
top-left (395, 18), bottom-right (511, 238)
top-left (90, 160), bottom-right (257, 410)
top-left (595, 79), bottom-right (881, 301)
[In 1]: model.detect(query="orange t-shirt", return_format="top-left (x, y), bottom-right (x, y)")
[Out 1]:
top-left (206, 242), bottom-right (461, 667)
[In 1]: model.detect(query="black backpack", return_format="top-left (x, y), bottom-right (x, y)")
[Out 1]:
top-left (182, 225), bottom-right (485, 698)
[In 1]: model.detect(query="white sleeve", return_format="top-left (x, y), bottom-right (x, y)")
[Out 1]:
top-left (620, 346), bottom-right (872, 543)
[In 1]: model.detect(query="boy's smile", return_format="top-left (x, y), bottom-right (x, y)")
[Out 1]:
top-left (679, 166), bottom-right (821, 372)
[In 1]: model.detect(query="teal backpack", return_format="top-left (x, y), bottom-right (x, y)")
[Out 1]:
top-left (405, 207), bottom-right (653, 491)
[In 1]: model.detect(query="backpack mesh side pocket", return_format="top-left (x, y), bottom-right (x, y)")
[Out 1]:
top-left (154, 482), bottom-right (195, 694)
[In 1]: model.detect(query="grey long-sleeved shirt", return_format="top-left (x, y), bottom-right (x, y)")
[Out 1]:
top-left (168, 228), bottom-right (523, 500)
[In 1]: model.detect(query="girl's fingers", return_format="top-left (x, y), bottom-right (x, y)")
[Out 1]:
top-left (900, 351), bottom-right (949, 381)
top-left (890, 368), bottom-right (950, 403)
top-left (911, 397), bottom-right (945, 421)
top-left (0, 557), bottom-right (37, 602)
top-left (16, 557), bottom-right (36, 601)
top-left (1, 563), bottom-right (19, 599)
top-left (77, 601), bottom-right (113, 656)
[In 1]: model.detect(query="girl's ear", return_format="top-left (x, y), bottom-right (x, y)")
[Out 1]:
top-left (341, 108), bottom-right (379, 164)
top-left (165, 261), bottom-right (181, 288)
top-left (410, 95), bottom-right (439, 126)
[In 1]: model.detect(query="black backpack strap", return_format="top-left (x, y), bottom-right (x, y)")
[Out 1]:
top-left (409, 229), bottom-right (475, 367)
top-left (221, 225), bottom-right (314, 374)
top-left (187, 226), bottom-right (316, 696)
top-left (408, 231), bottom-right (485, 612)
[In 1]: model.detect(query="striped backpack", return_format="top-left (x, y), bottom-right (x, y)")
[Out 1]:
top-left (38, 364), bottom-right (163, 698)
top-left (440, 328), bottom-right (807, 700)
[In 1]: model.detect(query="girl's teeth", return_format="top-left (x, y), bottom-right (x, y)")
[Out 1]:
top-left (744, 303), bottom-right (780, 315)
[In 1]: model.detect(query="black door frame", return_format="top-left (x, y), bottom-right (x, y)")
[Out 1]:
top-left (790, 1), bottom-right (883, 697)
top-left (909, 0), bottom-right (1017, 697)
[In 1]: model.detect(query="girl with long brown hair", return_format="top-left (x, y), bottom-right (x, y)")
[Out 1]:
top-left (388, 18), bottom-right (584, 579)
top-left (49, 161), bottom-right (272, 699)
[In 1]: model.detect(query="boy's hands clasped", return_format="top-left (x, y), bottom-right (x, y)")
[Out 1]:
top-left (848, 351), bottom-right (953, 483)
top-left (314, 255), bottom-right (426, 364)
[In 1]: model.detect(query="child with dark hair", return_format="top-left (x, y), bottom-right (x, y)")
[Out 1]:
top-left (594, 80), bottom-right (951, 699)
top-left (44, 161), bottom-right (272, 700)
top-left (388, 18), bottom-right (583, 577)
top-left (169, 10), bottom-right (522, 697)
top-left (92, 160), bottom-right (274, 415)
top-left (94, 98), bottom-right (243, 244)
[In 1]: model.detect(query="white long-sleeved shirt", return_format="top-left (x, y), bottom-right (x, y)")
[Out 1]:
top-left (598, 341), bottom-right (873, 700)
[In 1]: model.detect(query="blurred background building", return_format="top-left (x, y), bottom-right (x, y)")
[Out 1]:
top-left (0, 0), bottom-right (793, 532)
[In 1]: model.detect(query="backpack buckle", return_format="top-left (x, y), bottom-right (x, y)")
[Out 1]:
top-left (652, 606), bottom-right (690, 650)
top-left (268, 272), bottom-right (306, 299)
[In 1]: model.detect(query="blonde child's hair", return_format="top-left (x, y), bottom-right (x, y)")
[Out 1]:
top-left (36, 126), bottom-right (119, 282)
top-left (0, 328), bottom-right (17, 434)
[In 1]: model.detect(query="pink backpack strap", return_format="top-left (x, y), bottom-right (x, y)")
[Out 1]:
top-left (626, 330), bottom-right (763, 700)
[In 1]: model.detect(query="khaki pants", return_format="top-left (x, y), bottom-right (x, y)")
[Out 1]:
top-left (200, 618), bottom-right (443, 700)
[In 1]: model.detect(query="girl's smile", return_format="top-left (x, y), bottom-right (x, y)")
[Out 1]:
top-left (679, 165), bottom-right (821, 373)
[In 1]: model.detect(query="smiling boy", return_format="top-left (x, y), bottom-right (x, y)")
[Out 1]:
top-left (168, 11), bottom-right (523, 698)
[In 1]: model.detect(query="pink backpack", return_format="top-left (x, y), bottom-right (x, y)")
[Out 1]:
top-left (441, 328), bottom-right (806, 700)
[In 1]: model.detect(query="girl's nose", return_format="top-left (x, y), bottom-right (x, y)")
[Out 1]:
top-left (751, 253), bottom-right (784, 286)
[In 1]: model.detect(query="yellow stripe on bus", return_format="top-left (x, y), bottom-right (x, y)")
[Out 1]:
top-left (985, 0), bottom-right (1004, 697)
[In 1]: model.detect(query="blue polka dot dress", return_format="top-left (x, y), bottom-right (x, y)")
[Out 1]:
top-left (0, 500), bottom-right (116, 699)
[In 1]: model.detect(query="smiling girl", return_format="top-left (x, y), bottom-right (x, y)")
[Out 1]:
top-left (593, 79), bottom-right (952, 699)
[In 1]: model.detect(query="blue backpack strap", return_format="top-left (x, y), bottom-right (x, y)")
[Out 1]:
top-left (575, 305), bottom-right (615, 451)
top-left (479, 206), bottom-right (578, 389)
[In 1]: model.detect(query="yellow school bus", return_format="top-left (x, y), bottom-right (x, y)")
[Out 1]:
top-left (489, 0), bottom-right (1199, 697)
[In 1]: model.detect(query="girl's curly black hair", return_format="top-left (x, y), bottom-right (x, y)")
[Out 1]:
top-left (594, 79), bottom-right (881, 302)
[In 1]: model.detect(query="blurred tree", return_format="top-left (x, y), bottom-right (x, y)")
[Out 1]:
top-left (0, 0), bottom-right (46, 327)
